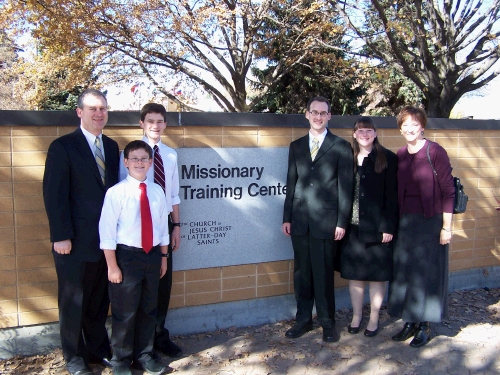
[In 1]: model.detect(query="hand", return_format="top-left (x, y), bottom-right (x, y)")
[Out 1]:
top-left (108, 267), bottom-right (122, 283)
top-left (381, 233), bottom-right (393, 243)
top-left (53, 240), bottom-right (72, 254)
top-left (440, 229), bottom-right (452, 245)
top-left (171, 225), bottom-right (181, 252)
top-left (160, 257), bottom-right (168, 278)
top-left (282, 223), bottom-right (291, 236)
top-left (334, 227), bottom-right (345, 240)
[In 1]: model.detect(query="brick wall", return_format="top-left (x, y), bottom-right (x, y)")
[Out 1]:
top-left (0, 124), bottom-right (499, 329)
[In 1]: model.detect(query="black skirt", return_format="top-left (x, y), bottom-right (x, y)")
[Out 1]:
top-left (340, 225), bottom-right (393, 282)
top-left (388, 213), bottom-right (449, 323)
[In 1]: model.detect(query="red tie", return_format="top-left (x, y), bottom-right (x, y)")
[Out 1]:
top-left (153, 145), bottom-right (166, 193)
top-left (139, 183), bottom-right (153, 253)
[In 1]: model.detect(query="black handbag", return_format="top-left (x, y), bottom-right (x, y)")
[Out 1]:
top-left (426, 142), bottom-right (468, 214)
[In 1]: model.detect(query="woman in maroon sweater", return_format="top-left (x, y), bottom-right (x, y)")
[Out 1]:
top-left (388, 106), bottom-right (455, 348)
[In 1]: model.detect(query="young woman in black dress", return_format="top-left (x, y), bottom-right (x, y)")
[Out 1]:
top-left (340, 117), bottom-right (398, 337)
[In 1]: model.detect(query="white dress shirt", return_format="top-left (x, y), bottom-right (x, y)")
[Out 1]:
top-left (309, 129), bottom-right (327, 151)
top-left (99, 175), bottom-right (170, 250)
top-left (81, 125), bottom-right (105, 160)
top-left (119, 137), bottom-right (180, 212)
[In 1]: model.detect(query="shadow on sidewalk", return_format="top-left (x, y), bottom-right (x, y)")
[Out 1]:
top-left (1, 288), bottom-right (499, 374)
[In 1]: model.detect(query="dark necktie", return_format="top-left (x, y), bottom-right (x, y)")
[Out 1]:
top-left (153, 145), bottom-right (166, 193)
top-left (139, 183), bottom-right (153, 253)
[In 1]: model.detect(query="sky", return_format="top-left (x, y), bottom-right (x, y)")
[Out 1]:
top-left (453, 76), bottom-right (500, 120)
top-left (107, 77), bottom-right (500, 120)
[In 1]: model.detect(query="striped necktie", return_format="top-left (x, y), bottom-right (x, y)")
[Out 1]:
top-left (310, 137), bottom-right (319, 161)
top-left (94, 137), bottom-right (105, 185)
top-left (153, 145), bottom-right (166, 193)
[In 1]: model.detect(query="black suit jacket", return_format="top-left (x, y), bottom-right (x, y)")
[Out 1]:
top-left (43, 128), bottom-right (119, 262)
top-left (283, 130), bottom-right (354, 239)
top-left (356, 147), bottom-right (398, 243)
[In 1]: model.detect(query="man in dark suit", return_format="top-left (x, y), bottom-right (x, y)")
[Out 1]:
top-left (282, 96), bottom-right (353, 343)
top-left (43, 89), bottom-right (119, 375)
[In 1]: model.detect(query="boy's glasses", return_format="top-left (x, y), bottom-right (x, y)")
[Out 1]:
top-left (127, 158), bottom-right (150, 163)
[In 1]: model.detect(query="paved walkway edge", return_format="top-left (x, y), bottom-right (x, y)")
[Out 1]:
top-left (1, 265), bottom-right (499, 360)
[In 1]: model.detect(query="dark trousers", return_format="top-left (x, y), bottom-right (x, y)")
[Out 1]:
top-left (156, 220), bottom-right (173, 331)
top-left (53, 254), bottom-right (111, 372)
top-left (110, 245), bottom-right (161, 367)
top-left (291, 231), bottom-right (337, 329)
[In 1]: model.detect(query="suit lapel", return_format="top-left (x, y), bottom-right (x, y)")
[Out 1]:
top-left (74, 128), bottom-right (105, 188)
top-left (102, 135), bottom-right (117, 189)
top-left (313, 130), bottom-right (336, 162)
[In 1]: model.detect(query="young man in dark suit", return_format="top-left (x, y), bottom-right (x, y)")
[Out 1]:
top-left (43, 89), bottom-right (119, 375)
top-left (282, 96), bottom-right (354, 343)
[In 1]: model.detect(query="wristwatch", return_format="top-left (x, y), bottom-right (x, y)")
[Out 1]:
top-left (161, 253), bottom-right (169, 258)
top-left (172, 222), bottom-right (181, 227)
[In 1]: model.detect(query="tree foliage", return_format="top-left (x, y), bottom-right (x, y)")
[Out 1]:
top-left (0, 31), bottom-right (28, 109)
top-left (331, 0), bottom-right (500, 117)
top-left (251, 1), bottom-right (365, 114)
top-left (1, 0), bottom-right (356, 112)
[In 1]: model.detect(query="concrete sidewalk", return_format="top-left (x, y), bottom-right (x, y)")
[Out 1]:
top-left (1, 287), bottom-right (499, 374)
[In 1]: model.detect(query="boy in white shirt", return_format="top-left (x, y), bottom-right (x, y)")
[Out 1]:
top-left (100, 140), bottom-right (169, 375)
top-left (119, 103), bottom-right (182, 357)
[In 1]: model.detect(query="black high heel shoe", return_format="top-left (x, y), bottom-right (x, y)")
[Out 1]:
top-left (364, 322), bottom-right (379, 337)
top-left (392, 322), bottom-right (418, 341)
top-left (409, 322), bottom-right (432, 348)
top-left (347, 318), bottom-right (363, 334)
top-left (364, 327), bottom-right (378, 337)
top-left (347, 324), bottom-right (360, 334)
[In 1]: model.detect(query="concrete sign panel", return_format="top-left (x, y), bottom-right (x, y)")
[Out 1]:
top-left (174, 147), bottom-right (293, 271)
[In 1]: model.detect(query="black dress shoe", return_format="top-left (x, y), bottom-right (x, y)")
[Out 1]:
top-left (364, 327), bottom-right (378, 337)
top-left (89, 356), bottom-right (112, 368)
top-left (409, 322), bottom-right (432, 348)
top-left (69, 369), bottom-right (93, 375)
top-left (347, 325), bottom-right (360, 334)
top-left (112, 366), bottom-right (133, 375)
top-left (285, 323), bottom-right (313, 339)
top-left (392, 322), bottom-right (418, 341)
top-left (137, 358), bottom-right (166, 375)
top-left (322, 327), bottom-right (340, 343)
top-left (155, 336), bottom-right (182, 357)
top-left (101, 357), bottom-right (113, 368)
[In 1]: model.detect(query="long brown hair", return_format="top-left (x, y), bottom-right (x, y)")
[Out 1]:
top-left (353, 117), bottom-right (387, 174)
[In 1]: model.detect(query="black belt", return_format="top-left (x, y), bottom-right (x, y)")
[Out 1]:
top-left (116, 244), bottom-right (159, 252)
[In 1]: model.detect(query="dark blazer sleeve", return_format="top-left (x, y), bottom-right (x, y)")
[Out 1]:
top-left (43, 138), bottom-right (74, 243)
top-left (283, 142), bottom-right (298, 223)
top-left (379, 149), bottom-right (398, 235)
top-left (336, 139), bottom-right (354, 229)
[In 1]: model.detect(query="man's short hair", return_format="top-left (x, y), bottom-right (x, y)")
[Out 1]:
top-left (140, 103), bottom-right (168, 122)
top-left (77, 89), bottom-right (107, 109)
top-left (306, 96), bottom-right (331, 113)
top-left (123, 140), bottom-right (153, 159)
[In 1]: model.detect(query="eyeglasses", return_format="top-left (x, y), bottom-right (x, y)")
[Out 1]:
top-left (309, 110), bottom-right (329, 117)
top-left (127, 158), bottom-right (150, 163)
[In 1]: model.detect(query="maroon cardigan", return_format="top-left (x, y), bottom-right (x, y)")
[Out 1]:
top-left (397, 140), bottom-right (455, 218)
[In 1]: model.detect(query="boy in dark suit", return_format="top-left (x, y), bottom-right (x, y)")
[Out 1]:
top-left (282, 96), bottom-right (354, 343)
top-left (100, 140), bottom-right (169, 375)
top-left (43, 89), bottom-right (118, 375)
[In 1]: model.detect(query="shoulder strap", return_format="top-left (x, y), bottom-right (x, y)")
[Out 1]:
top-left (426, 142), bottom-right (437, 176)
